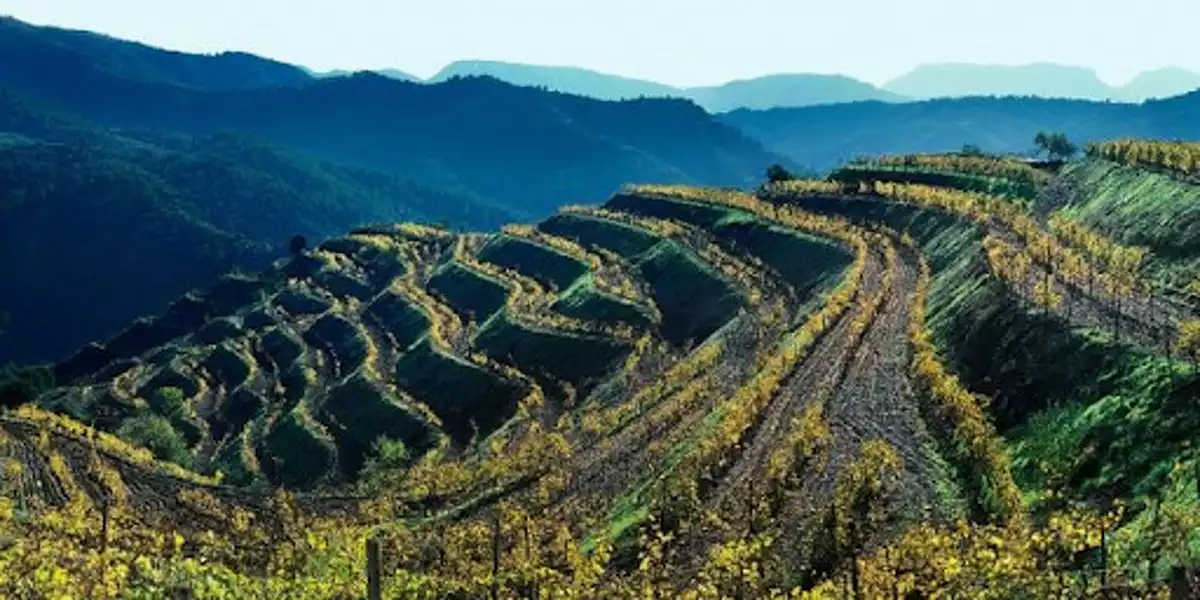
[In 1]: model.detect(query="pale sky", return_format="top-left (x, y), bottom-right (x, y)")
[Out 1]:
top-left (4, 0), bottom-right (1196, 87)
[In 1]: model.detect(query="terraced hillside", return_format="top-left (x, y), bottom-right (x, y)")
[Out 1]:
top-left (5, 152), bottom-right (1200, 597)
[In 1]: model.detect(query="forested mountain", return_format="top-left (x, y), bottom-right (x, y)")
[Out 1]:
top-left (0, 94), bottom-right (518, 365)
top-left (0, 60), bottom-right (781, 216)
top-left (0, 16), bottom-right (782, 216)
top-left (719, 93), bottom-right (1200, 169)
top-left (0, 16), bottom-right (312, 91)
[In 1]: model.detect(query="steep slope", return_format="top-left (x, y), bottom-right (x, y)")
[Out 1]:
top-left (29, 189), bottom-right (864, 503)
top-left (1053, 155), bottom-right (1200, 289)
top-left (0, 16), bottom-right (312, 91)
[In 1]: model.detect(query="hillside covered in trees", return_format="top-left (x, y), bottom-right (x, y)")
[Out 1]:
top-left (0, 92), bottom-right (520, 364)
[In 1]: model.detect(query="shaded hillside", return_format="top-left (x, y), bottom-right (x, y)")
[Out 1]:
top-left (0, 111), bottom-right (518, 365)
top-left (719, 96), bottom-right (1165, 169)
top-left (0, 24), bottom-right (783, 215)
top-left (0, 16), bottom-right (312, 91)
top-left (38, 194), bottom-right (852, 494)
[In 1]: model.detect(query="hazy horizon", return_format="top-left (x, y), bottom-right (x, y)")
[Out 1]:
top-left (6, 0), bottom-right (1199, 87)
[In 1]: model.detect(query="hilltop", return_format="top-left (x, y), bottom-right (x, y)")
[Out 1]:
top-left (0, 16), bottom-right (312, 91)
top-left (6, 146), bottom-right (1200, 596)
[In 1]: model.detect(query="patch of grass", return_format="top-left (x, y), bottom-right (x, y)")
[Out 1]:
top-left (323, 369), bottom-right (439, 477)
top-left (393, 340), bottom-right (525, 444)
top-left (427, 262), bottom-right (509, 324)
top-left (303, 313), bottom-right (370, 373)
top-left (263, 407), bottom-right (336, 490)
top-left (605, 192), bottom-right (737, 229)
top-left (538, 213), bottom-right (662, 257)
top-left (477, 234), bottom-right (589, 291)
top-left (552, 278), bottom-right (657, 329)
top-left (713, 218), bottom-right (853, 296)
top-left (474, 310), bottom-right (632, 391)
top-left (364, 290), bottom-right (432, 349)
top-left (1057, 158), bottom-right (1200, 287)
top-left (635, 240), bottom-right (744, 346)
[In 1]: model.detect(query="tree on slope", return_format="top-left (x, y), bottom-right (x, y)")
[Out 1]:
top-left (1034, 132), bottom-right (1078, 161)
top-left (766, 163), bottom-right (794, 183)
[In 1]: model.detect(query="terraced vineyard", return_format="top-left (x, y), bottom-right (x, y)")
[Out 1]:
top-left (5, 150), bottom-right (1200, 597)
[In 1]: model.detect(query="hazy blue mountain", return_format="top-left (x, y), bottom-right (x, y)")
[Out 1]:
top-left (428, 60), bottom-right (901, 110)
top-left (1120, 68), bottom-right (1200, 101)
top-left (0, 15), bottom-right (312, 91)
top-left (429, 60), bottom-right (679, 100)
top-left (884, 63), bottom-right (1121, 101)
top-left (686, 74), bottom-right (904, 112)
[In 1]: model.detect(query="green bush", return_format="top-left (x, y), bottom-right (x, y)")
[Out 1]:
top-left (117, 412), bottom-right (192, 469)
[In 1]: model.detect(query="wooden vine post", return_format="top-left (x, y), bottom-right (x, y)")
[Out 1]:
top-left (366, 537), bottom-right (382, 600)
top-left (491, 509), bottom-right (501, 600)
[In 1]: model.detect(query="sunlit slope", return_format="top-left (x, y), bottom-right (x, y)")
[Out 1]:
top-left (8, 165), bottom-right (1200, 597)
top-left (32, 194), bottom-right (854, 495)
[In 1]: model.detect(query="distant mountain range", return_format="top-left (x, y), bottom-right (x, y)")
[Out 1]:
top-left (427, 60), bottom-right (902, 110)
top-left (431, 61), bottom-right (1200, 107)
top-left (883, 63), bottom-right (1200, 102)
top-left (5, 15), bottom-right (1199, 110)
